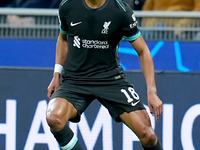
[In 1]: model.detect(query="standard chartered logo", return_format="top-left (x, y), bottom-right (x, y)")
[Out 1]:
top-left (73, 36), bottom-right (109, 49)
top-left (82, 39), bottom-right (109, 49)
top-left (73, 36), bottom-right (81, 48)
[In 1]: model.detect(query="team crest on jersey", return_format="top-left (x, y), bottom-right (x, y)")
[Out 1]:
top-left (101, 21), bottom-right (111, 34)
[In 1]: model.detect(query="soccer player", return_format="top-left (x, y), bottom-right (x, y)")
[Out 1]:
top-left (46, 0), bottom-right (163, 149)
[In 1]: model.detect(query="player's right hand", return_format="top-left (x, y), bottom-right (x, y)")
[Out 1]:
top-left (47, 73), bottom-right (61, 99)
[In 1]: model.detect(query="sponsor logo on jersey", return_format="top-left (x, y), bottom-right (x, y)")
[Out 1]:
top-left (129, 13), bottom-right (137, 28)
top-left (129, 22), bottom-right (137, 28)
top-left (73, 36), bottom-right (109, 49)
top-left (70, 21), bottom-right (82, 27)
top-left (131, 100), bottom-right (140, 106)
top-left (73, 36), bottom-right (81, 48)
top-left (114, 75), bottom-right (122, 80)
top-left (101, 21), bottom-right (111, 34)
top-left (82, 39), bottom-right (109, 49)
top-left (132, 13), bottom-right (136, 21)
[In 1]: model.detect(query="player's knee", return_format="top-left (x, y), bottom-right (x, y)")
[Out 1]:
top-left (46, 114), bottom-right (61, 127)
top-left (139, 128), bottom-right (157, 147)
top-left (46, 110), bottom-right (63, 129)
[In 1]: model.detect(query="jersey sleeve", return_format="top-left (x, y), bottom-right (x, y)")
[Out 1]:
top-left (58, 4), bottom-right (68, 34)
top-left (121, 2), bottom-right (141, 42)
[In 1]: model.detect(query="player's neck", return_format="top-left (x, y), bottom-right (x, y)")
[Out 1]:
top-left (85, 0), bottom-right (106, 9)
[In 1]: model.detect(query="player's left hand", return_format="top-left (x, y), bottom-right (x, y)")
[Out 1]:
top-left (147, 91), bottom-right (163, 121)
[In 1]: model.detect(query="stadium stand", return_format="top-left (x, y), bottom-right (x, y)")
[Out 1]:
top-left (0, 8), bottom-right (200, 41)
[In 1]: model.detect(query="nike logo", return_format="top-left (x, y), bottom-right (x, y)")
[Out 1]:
top-left (70, 22), bottom-right (82, 26)
top-left (131, 100), bottom-right (140, 106)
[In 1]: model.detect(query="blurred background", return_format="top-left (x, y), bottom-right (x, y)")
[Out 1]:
top-left (0, 0), bottom-right (200, 150)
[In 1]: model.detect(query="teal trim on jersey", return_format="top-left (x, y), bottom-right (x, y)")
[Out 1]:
top-left (61, 0), bottom-right (69, 5)
top-left (59, 25), bottom-right (67, 34)
top-left (123, 31), bottom-right (141, 41)
top-left (116, 0), bottom-right (126, 12)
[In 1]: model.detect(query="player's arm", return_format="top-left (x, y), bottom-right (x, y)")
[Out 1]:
top-left (55, 32), bottom-right (68, 66)
top-left (47, 32), bottom-right (68, 99)
top-left (130, 35), bottom-right (163, 121)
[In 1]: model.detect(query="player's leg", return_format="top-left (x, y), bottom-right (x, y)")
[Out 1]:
top-left (46, 98), bottom-right (82, 150)
top-left (46, 98), bottom-right (77, 131)
top-left (119, 110), bottom-right (163, 150)
top-left (93, 80), bottom-right (163, 150)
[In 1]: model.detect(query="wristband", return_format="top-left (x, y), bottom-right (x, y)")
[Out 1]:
top-left (54, 64), bottom-right (63, 74)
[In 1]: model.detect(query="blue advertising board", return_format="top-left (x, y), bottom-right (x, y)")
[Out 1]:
top-left (0, 39), bottom-right (200, 72)
top-left (0, 39), bottom-right (200, 150)
top-left (0, 68), bottom-right (200, 150)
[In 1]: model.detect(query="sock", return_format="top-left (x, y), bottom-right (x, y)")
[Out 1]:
top-left (51, 124), bottom-right (82, 150)
top-left (142, 140), bottom-right (163, 150)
